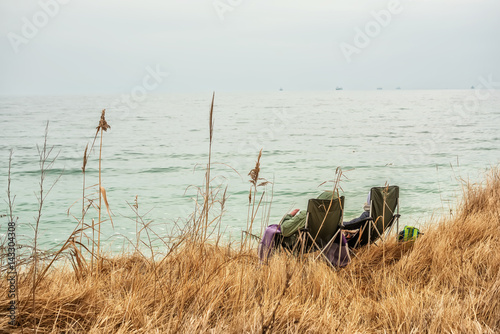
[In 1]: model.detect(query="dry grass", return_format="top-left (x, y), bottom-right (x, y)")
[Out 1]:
top-left (1, 166), bottom-right (500, 333)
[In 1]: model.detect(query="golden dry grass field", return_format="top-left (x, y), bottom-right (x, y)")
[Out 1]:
top-left (1, 166), bottom-right (499, 333)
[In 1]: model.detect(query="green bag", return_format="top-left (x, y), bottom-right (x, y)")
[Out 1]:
top-left (398, 226), bottom-right (422, 242)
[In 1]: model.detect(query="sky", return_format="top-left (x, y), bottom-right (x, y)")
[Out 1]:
top-left (0, 0), bottom-right (499, 95)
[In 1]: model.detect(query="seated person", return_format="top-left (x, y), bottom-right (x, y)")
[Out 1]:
top-left (343, 192), bottom-right (371, 228)
top-left (280, 191), bottom-right (338, 238)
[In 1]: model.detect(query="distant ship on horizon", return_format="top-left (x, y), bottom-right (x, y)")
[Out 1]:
top-left (335, 86), bottom-right (343, 90)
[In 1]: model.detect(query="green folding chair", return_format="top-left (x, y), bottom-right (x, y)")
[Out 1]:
top-left (298, 196), bottom-right (345, 260)
top-left (347, 186), bottom-right (400, 249)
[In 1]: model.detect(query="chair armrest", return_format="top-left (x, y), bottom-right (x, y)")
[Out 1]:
top-left (342, 229), bottom-right (360, 234)
top-left (341, 217), bottom-right (372, 230)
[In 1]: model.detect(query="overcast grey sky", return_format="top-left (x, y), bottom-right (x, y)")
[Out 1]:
top-left (1, 0), bottom-right (499, 95)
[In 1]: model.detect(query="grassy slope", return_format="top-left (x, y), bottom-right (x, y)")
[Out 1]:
top-left (1, 167), bottom-right (500, 333)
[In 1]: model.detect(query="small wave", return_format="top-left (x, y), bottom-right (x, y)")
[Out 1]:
top-left (18, 168), bottom-right (80, 176)
top-left (140, 167), bottom-right (182, 173)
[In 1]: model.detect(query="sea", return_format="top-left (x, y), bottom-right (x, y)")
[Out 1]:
top-left (1, 89), bottom-right (499, 252)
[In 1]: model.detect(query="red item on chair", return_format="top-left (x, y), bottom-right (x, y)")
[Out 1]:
top-left (290, 209), bottom-right (300, 217)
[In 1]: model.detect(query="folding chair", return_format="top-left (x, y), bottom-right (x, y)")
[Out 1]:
top-left (347, 186), bottom-right (400, 249)
top-left (298, 196), bottom-right (346, 263)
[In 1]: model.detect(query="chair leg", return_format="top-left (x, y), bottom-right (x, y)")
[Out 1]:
top-left (307, 232), bottom-right (324, 255)
top-left (384, 220), bottom-right (396, 239)
top-left (313, 230), bottom-right (351, 268)
top-left (368, 220), bottom-right (372, 249)
top-left (298, 230), bottom-right (306, 259)
top-left (314, 229), bottom-right (341, 262)
top-left (371, 221), bottom-right (384, 240)
top-left (336, 232), bottom-right (350, 265)
top-left (320, 253), bottom-right (337, 270)
top-left (396, 198), bottom-right (400, 235)
top-left (352, 224), bottom-right (366, 249)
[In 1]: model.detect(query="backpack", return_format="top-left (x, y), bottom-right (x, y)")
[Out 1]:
top-left (398, 226), bottom-right (422, 242)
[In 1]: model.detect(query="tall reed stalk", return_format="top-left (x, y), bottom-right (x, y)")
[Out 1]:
top-left (96, 110), bottom-right (110, 267)
top-left (245, 149), bottom-right (269, 248)
top-left (203, 92), bottom-right (215, 243)
top-left (80, 144), bottom-right (88, 249)
top-left (134, 195), bottom-right (139, 250)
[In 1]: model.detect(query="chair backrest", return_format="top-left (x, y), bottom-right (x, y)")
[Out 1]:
top-left (306, 196), bottom-right (344, 248)
top-left (354, 186), bottom-right (399, 247)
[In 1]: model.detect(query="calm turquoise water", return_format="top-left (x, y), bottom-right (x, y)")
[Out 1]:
top-left (1, 90), bottom-right (499, 250)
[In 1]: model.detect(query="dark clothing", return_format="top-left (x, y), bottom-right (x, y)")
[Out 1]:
top-left (344, 210), bottom-right (370, 227)
top-left (324, 234), bottom-right (350, 267)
